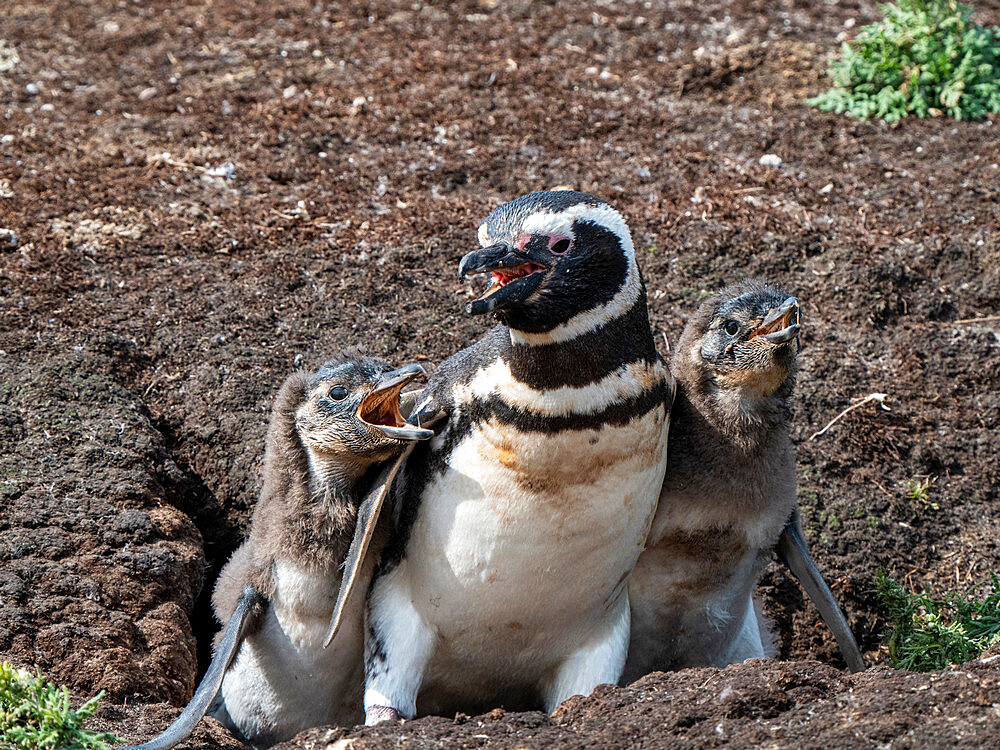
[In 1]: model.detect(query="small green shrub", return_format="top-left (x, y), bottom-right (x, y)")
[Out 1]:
top-left (809, 0), bottom-right (1000, 121)
top-left (876, 571), bottom-right (1000, 671)
top-left (0, 663), bottom-right (119, 750)
top-left (906, 476), bottom-right (939, 510)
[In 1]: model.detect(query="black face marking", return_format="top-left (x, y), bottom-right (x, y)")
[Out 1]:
top-left (471, 190), bottom-right (633, 334)
top-left (523, 234), bottom-right (551, 255)
top-left (496, 221), bottom-right (629, 333)
top-left (505, 286), bottom-right (657, 390)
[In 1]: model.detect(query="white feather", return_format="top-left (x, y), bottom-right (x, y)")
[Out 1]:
top-left (452, 358), bottom-right (669, 416)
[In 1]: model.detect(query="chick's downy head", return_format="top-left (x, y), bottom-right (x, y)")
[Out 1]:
top-left (678, 279), bottom-right (800, 401)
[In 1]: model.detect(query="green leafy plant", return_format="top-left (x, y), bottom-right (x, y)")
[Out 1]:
top-left (906, 475), bottom-right (939, 510)
top-left (809, 0), bottom-right (1000, 121)
top-left (876, 571), bottom-right (1000, 671)
top-left (0, 663), bottom-right (119, 750)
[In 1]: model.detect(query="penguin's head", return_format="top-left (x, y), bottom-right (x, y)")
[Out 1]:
top-left (295, 355), bottom-right (433, 467)
top-left (459, 190), bottom-right (640, 337)
top-left (680, 279), bottom-right (800, 400)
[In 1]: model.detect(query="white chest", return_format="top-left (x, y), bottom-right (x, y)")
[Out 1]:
top-left (407, 403), bottom-right (668, 637)
top-left (218, 560), bottom-right (366, 744)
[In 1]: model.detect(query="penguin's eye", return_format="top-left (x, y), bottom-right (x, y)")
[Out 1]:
top-left (328, 386), bottom-right (348, 401)
top-left (724, 320), bottom-right (740, 336)
top-left (550, 238), bottom-right (571, 255)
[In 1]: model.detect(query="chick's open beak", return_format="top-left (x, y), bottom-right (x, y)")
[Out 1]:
top-left (752, 296), bottom-right (801, 344)
top-left (358, 364), bottom-right (435, 441)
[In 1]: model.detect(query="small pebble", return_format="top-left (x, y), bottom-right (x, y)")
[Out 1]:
top-left (206, 162), bottom-right (236, 179)
top-left (25, 82), bottom-right (38, 94)
top-left (759, 154), bottom-right (783, 169)
top-left (349, 96), bottom-right (367, 115)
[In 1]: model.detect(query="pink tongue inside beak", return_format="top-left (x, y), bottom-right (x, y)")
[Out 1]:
top-left (491, 263), bottom-right (545, 288)
top-left (749, 298), bottom-right (800, 345)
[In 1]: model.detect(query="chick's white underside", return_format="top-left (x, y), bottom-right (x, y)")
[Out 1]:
top-left (213, 560), bottom-right (367, 745)
top-left (625, 477), bottom-right (793, 681)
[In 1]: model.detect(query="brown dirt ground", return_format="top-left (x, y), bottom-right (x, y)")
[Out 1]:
top-left (2, 0), bottom-right (1000, 746)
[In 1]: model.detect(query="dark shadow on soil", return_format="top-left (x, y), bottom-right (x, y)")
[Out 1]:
top-left (150, 413), bottom-right (243, 679)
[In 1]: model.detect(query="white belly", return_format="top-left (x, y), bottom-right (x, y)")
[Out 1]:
top-left (407, 405), bottom-right (668, 686)
top-left (216, 561), bottom-right (366, 745)
top-left (625, 484), bottom-right (791, 680)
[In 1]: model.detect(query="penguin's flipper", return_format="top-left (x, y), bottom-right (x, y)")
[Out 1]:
top-left (776, 509), bottom-right (866, 673)
top-left (123, 585), bottom-right (264, 750)
top-left (324, 449), bottom-right (410, 648)
top-left (325, 406), bottom-right (447, 649)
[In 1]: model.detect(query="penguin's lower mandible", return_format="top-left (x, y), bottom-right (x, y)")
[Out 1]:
top-left (362, 190), bottom-right (674, 723)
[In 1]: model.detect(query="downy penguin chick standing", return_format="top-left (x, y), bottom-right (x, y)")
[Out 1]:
top-left (126, 354), bottom-right (432, 750)
top-left (363, 191), bottom-right (674, 723)
top-left (625, 279), bottom-right (862, 682)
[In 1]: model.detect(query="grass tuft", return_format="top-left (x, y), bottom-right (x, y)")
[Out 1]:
top-left (0, 663), bottom-right (119, 750)
top-left (906, 476), bottom-right (939, 510)
top-left (876, 571), bottom-right (1000, 671)
top-left (808, 0), bottom-right (1000, 121)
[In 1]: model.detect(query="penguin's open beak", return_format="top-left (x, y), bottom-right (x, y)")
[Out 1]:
top-left (358, 364), bottom-right (435, 441)
top-left (458, 242), bottom-right (549, 315)
top-left (752, 297), bottom-right (800, 344)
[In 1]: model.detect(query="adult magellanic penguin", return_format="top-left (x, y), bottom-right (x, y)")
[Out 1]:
top-left (362, 190), bottom-right (674, 723)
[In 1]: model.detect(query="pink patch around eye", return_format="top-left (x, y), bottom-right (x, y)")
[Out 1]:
top-left (548, 234), bottom-right (571, 254)
top-left (516, 233), bottom-right (572, 253)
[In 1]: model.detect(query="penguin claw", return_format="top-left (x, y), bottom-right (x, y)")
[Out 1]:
top-left (365, 705), bottom-right (402, 725)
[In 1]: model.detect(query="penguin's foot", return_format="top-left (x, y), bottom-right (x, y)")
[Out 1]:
top-left (365, 705), bottom-right (402, 725)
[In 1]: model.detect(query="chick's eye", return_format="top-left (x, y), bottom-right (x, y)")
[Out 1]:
top-left (724, 320), bottom-right (740, 336)
top-left (328, 386), bottom-right (348, 401)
